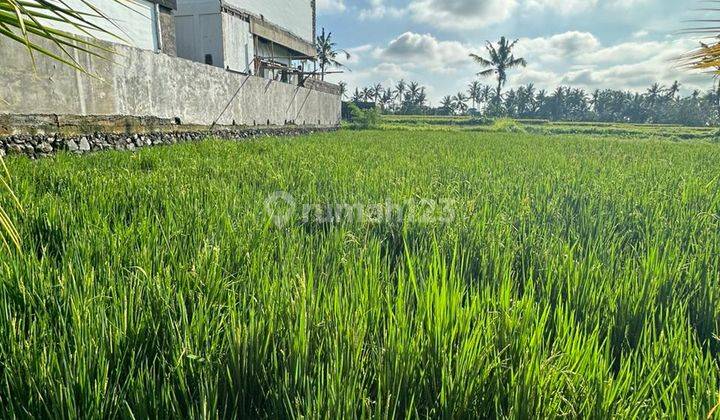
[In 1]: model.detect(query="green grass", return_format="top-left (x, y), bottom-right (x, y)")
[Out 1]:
top-left (1, 128), bottom-right (720, 417)
top-left (380, 115), bottom-right (720, 141)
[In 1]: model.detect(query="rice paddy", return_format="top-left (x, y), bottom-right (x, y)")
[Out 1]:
top-left (1, 125), bottom-right (720, 417)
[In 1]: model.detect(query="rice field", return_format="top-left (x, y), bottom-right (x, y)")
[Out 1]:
top-left (1, 126), bottom-right (720, 418)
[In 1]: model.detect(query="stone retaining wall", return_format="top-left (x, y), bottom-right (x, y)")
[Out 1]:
top-left (0, 114), bottom-right (336, 159)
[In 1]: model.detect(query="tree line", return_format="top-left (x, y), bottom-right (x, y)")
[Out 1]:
top-left (345, 79), bottom-right (720, 126)
top-left (340, 36), bottom-right (720, 126)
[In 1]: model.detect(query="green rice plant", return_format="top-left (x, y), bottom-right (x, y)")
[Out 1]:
top-left (0, 126), bottom-right (720, 417)
top-left (490, 117), bottom-right (526, 133)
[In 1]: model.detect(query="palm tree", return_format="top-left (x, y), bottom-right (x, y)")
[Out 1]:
top-left (316, 28), bottom-right (350, 81)
top-left (351, 88), bottom-right (363, 102)
top-left (479, 85), bottom-right (493, 110)
top-left (380, 89), bottom-right (395, 112)
top-left (395, 79), bottom-right (407, 109)
top-left (440, 96), bottom-right (455, 115)
top-left (361, 87), bottom-right (373, 102)
top-left (371, 83), bottom-right (384, 103)
top-left (467, 81), bottom-right (482, 109)
top-left (453, 93), bottom-right (469, 115)
top-left (646, 83), bottom-right (665, 106)
top-left (338, 82), bottom-right (348, 99)
top-left (407, 82), bottom-right (421, 99)
top-left (470, 37), bottom-right (527, 100)
top-left (667, 81), bottom-right (681, 101)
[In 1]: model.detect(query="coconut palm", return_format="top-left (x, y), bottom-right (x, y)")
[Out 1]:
top-left (395, 79), bottom-right (407, 108)
top-left (370, 83), bottom-right (384, 103)
top-left (361, 87), bottom-right (373, 102)
top-left (467, 81), bottom-right (483, 109)
top-left (338, 82), bottom-right (348, 99)
top-left (667, 81), bottom-right (681, 101)
top-left (316, 28), bottom-right (350, 81)
top-left (407, 82), bottom-right (422, 101)
top-left (440, 96), bottom-right (455, 115)
top-left (470, 37), bottom-right (527, 100)
top-left (380, 89), bottom-right (395, 111)
top-left (646, 83), bottom-right (666, 106)
top-left (453, 92), bottom-right (469, 115)
top-left (479, 85), bottom-right (493, 109)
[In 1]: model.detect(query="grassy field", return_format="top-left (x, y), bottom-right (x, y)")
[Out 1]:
top-left (379, 115), bottom-right (720, 141)
top-left (1, 125), bottom-right (720, 417)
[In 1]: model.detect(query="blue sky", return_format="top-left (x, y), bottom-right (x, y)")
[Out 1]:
top-left (316, 0), bottom-right (712, 104)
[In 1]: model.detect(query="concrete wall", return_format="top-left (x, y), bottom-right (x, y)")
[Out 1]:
top-left (0, 35), bottom-right (341, 127)
top-left (159, 6), bottom-right (178, 56)
top-left (175, 1), bottom-right (223, 66)
top-left (222, 13), bottom-right (255, 73)
top-left (225, 0), bottom-right (314, 43)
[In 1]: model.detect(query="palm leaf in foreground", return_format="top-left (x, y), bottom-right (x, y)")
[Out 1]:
top-left (0, 156), bottom-right (22, 252)
top-left (0, 0), bottom-right (127, 72)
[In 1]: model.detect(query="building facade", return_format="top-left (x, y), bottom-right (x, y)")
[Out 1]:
top-left (40, 0), bottom-right (178, 55)
top-left (0, 0), bottom-right (340, 152)
top-left (174, 0), bottom-right (316, 84)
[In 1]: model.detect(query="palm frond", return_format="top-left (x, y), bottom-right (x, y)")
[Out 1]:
top-left (469, 53), bottom-right (493, 67)
top-left (0, 156), bottom-right (22, 252)
top-left (0, 0), bottom-right (128, 73)
top-left (478, 68), bottom-right (495, 77)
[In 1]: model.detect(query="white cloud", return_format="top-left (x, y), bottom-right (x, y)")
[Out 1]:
top-left (359, 0), bottom-right (406, 20)
top-left (525, 0), bottom-right (598, 15)
top-left (509, 34), bottom-right (707, 93)
top-left (517, 32), bottom-right (601, 62)
top-left (316, 0), bottom-right (346, 14)
top-left (524, 0), bottom-right (648, 15)
top-left (408, 0), bottom-right (518, 30)
top-left (376, 32), bottom-right (475, 73)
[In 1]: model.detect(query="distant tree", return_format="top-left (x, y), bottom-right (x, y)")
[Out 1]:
top-left (398, 81), bottom-right (429, 114)
top-left (467, 81), bottom-right (483, 110)
top-left (516, 83), bottom-right (536, 117)
top-left (470, 37), bottom-right (527, 100)
top-left (646, 83), bottom-right (666, 106)
top-left (453, 93), bottom-right (469, 115)
top-left (407, 82), bottom-right (422, 101)
top-left (361, 87), bottom-right (373, 102)
top-left (479, 85), bottom-right (493, 109)
top-left (667, 81), bottom-right (681, 101)
top-left (440, 96), bottom-right (456, 115)
top-left (380, 89), bottom-right (395, 112)
top-left (316, 28), bottom-right (350, 81)
top-left (395, 79), bottom-right (407, 109)
top-left (338, 82), bottom-right (348, 99)
top-left (371, 83), bottom-right (384, 103)
top-left (351, 88), bottom-right (363, 102)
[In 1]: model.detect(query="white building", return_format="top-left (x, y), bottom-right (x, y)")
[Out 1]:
top-left (38, 0), bottom-right (178, 55)
top-left (174, 0), bottom-right (316, 83)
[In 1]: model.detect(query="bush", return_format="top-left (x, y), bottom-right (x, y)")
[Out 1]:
top-left (491, 118), bottom-right (526, 133)
top-left (348, 103), bottom-right (380, 129)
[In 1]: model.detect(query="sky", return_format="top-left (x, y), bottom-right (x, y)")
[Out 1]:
top-left (316, 0), bottom-right (713, 104)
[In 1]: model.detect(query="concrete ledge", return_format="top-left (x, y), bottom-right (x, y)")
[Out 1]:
top-left (0, 113), bottom-right (337, 159)
top-left (303, 79), bottom-right (342, 96)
